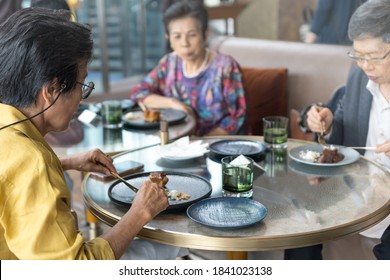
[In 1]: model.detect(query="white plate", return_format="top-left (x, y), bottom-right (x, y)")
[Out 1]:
top-left (288, 144), bottom-right (360, 166)
top-left (158, 137), bottom-right (209, 161)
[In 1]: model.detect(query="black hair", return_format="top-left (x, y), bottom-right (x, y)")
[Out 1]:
top-left (0, 8), bottom-right (93, 108)
top-left (163, 0), bottom-right (208, 38)
top-left (30, 0), bottom-right (70, 11)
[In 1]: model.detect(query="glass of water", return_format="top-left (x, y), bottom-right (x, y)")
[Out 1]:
top-left (221, 155), bottom-right (254, 198)
top-left (263, 116), bottom-right (288, 149)
top-left (101, 100), bottom-right (123, 129)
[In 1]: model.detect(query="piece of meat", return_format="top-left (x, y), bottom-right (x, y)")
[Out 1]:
top-left (317, 148), bottom-right (344, 163)
top-left (144, 109), bottom-right (160, 122)
top-left (149, 172), bottom-right (169, 187)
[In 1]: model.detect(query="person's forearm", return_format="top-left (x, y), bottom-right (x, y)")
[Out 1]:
top-left (143, 94), bottom-right (173, 109)
top-left (59, 155), bottom-right (76, 170)
top-left (100, 206), bottom-right (151, 259)
top-left (59, 154), bottom-right (85, 171)
top-left (204, 127), bottom-right (229, 136)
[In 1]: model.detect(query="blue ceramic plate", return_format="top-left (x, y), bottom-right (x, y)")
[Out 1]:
top-left (122, 108), bottom-right (186, 129)
top-left (288, 144), bottom-right (360, 167)
top-left (289, 160), bottom-right (359, 177)
top-left (108, 171), bottom-right (212, 210)
top-left (208, 139), bottom-right (267, 162)
top-left (187, 197), bottom-right (267, 229)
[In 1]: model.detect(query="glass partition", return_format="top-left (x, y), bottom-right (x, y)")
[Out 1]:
top-left (75, 0), bottom-right (165, 95)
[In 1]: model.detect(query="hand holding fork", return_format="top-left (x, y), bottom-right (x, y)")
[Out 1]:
top-left (317, 120), bottom-right (327, 146)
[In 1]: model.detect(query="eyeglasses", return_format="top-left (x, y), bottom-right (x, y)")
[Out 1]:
top-left (347, 50), bottom-right (390, 65)
top-left (77, 81), bottom-right (95, 99)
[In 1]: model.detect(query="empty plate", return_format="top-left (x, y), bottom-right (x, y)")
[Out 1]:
top-left (208, 139), bottom-right (267, 162)
top-left (187, 197), bottom-right (268, 229)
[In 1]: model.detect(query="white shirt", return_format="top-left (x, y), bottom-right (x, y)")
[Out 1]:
top-left (360, 80), bottom-right (390, 239)
top-left (365, 80), bottom-right (390, 171)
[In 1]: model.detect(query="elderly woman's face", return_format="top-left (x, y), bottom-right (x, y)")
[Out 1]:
top-left (352, 37), bottom-right (390, 85)
top-left (46, 63), bottom-right (89, 132)
top-left (167, 16), bottom-right (206, 62)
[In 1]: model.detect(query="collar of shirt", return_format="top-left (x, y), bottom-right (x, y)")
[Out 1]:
top-left (0, 103), bottom-right (52, 152)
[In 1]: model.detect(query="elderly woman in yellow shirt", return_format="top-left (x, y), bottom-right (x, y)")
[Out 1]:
top-left (0, 8), bottom-right (168, 260)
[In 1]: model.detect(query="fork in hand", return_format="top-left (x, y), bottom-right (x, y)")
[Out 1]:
top-left (318, 121), bottom-right (327, 146)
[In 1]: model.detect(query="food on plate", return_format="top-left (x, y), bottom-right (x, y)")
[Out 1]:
top-left (148, 172), bottom-right (190, 201)
top-left (317, 147), bottom-right (344, 163)
top-left (299, 145), bottom-right (344, 163)
top-left (144, 109), bottom-right (160, 122)
top-left (299, 150), bottom-right (321, 162)
top-left (149, 172), bottom-right (168, 187)
top-left (125, 112), bottom-right (142, 121)
top-left (167, 190), bottom-right (190, 201)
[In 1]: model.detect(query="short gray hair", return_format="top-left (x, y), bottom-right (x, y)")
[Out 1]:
top-left (348, 0), bottom-right (390, 43)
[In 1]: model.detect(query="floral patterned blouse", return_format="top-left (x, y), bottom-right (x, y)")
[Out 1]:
top-left (130, 52), bottom-right (246, 136)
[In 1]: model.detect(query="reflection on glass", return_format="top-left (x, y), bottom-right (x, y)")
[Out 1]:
top-left (103, 127), bottom-right (123, 146)
top-left (265, 149), bottom-right (288, 178)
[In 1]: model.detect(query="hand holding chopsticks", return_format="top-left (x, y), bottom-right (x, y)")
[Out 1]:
top-left (97, 162), bottom-right (138, 193)
top-left (109, 171), bottom-right (139, 193)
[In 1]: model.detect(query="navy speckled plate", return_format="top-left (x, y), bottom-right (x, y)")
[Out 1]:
top-left (122, 108), bottom-right (186, 129)
top-left (208, 139), bottom-right (267, 162)
top-left (108, 171), bottom-right (212, 210)
top-left (187, 197), bottom-right (267, 229)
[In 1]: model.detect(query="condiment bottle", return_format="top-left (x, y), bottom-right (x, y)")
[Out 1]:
top-left (160, 120), bottom-right (169, 145)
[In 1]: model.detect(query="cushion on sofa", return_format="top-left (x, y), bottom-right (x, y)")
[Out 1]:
top-left (242, 67), bottom-right (288, 135)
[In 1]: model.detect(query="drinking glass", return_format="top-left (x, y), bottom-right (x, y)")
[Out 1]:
top-left (221, 155), bottom-right (254, 198)
top-left (101, 100), bottom-right (123, 128)
top-left (263, 116), bottom-right (288, 149)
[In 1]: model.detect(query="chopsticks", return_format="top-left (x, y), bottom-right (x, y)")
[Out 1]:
top-left (138, 101), bottom-right (147, 112)
top-left (97, 162), bottom-right (138, 193)
top-left (109, 171), bottom-right (139, 193)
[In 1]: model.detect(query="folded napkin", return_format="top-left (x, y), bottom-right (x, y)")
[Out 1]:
top-left (158, 136), bottom-right (209, 160)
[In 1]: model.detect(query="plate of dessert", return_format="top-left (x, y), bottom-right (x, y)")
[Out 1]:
top-left (122, 108), bottom-right (186, 129)
top-left (108, 171), bottom-right (212, 210)
top-left (288, 144), bottom-right (360, 166)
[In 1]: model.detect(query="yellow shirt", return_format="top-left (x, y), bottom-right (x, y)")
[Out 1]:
top-left (0, 104), bottom-right (115, 259)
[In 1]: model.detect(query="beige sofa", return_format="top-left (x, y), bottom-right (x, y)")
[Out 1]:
top-left (209, 36), bottom-right (354, 113)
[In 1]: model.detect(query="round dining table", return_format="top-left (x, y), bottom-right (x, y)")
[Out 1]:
top-left (82, 136), bottom-right (390, 259)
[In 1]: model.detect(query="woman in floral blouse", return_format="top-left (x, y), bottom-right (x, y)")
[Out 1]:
top-left (130, 0), bottom-right (246, 136)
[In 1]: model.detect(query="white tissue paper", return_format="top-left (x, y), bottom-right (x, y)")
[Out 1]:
top-left (230, 154), bottom-right (251, 166)
top-left (158, 136), bottom-right (209, 160)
